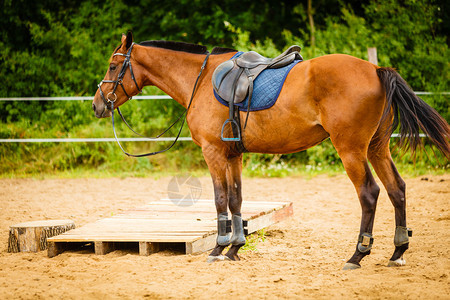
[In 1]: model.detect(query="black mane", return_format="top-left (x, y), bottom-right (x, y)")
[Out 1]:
top-left (211, 47), bottom-right (237, 54)
top-left (139, 40), bottom-right (237, 55)
top-left (139, 40), bottom-right (208, 54)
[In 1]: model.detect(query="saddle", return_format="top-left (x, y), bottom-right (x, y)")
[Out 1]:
top-left (212, 45), bottom-right (303, 142)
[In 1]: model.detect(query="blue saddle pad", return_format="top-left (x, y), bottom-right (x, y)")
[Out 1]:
top-left (214, 52), bottom-right (302, 111)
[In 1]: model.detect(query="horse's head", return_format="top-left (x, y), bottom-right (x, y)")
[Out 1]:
top-left (93, 31), bottom-right (142, 118)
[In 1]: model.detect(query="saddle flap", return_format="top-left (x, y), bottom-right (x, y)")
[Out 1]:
top-left (234, 64), bottom-right (266, 102)
top-left (275, 45), bottom-right (302, 59)
top-left (212, 60), bottom-right (234, 93)
top-left (213, 60), bottom-right (247, 103)
top-left (269, 52), bottom-right (298, 68)
top-left (236, 51), bottom-right (271, 69)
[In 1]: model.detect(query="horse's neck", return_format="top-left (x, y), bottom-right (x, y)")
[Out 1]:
top-left (136, 46), bottom-right (206, 108)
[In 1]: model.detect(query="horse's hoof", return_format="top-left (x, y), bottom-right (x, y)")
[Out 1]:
top-left (342, 262), bottom-right (361, 270)
top-left (206, 255), bottom-right (229, 263)
top-left (387, 257), bottom-right (406, 267)
top-left (206, 255), bottom-right (223, 263)
top-left (224, 252), bottom-right (240, 261)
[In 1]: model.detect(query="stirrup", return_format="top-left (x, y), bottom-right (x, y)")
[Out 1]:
top-left (220, 119), bottom-right (241, 142)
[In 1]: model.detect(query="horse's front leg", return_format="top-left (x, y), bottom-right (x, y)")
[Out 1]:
top-left (224, 154), bottom-right (246, 261)
top-left (202, 144), bottom-right (231, 262)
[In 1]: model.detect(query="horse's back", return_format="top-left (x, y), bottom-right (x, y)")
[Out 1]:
top-left (242, 54), bottom-right (386, 153)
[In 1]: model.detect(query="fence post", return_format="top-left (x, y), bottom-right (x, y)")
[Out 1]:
top-left (368, 47), bottom-right (378, 65)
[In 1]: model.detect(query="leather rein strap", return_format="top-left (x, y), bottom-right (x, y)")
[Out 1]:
top-left (98, 46), bottom-right (211, 157)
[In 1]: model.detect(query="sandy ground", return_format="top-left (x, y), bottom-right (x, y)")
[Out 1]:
top-left (0, 173), bottom-right (448, 299)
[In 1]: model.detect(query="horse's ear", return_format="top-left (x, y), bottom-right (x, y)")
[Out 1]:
top-left (121, 31), bottom-right (133, 50)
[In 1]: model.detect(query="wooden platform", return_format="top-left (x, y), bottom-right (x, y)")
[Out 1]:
top-left (47, 199), bottom-right (293, 257)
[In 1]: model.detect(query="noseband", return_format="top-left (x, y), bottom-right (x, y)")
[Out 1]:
top-left (97, 42), bottom-right (142, 109)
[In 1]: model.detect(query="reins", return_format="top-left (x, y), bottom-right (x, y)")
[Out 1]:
top-left (98, 46), bottom-right (210, 157)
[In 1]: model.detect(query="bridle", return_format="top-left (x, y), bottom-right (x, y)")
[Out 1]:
top-left (96, 42), bottom-right (210, 157)
top-left (97, 42), bottom-right (141, 109)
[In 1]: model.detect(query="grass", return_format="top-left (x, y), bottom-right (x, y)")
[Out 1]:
top-left (240, 229), bottom-right (267, 253)
top-left (0, 157), bottom-right (447, 180)
top-left (0, 137), bottom-right (448, 180)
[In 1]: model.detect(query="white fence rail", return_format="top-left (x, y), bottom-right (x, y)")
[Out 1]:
top-left (0, 93), bottom-right (445, 143)
top-left (0, 92), bottom-right (448, 102)
top-left (0, 95), bottom-right (172, 101)
top-left (0, 137), bottom-right (193, 143)
top-left (0, 95), bottom-right (191, 143)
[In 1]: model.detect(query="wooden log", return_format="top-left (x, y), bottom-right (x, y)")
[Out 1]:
top-left (8, 220), bottom-right (75, 253)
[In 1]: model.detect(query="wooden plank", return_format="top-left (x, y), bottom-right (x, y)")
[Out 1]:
top-left (158, 199), bottom-right (290, 206)
top-left (54, 224), bottom-right (215, 231)
top-left (139, 242), bottom-right (160, 255)
top-left (47, 199), bottom-right (293, 257)
top-left (49, 235), bottom-right (204, 243)
top-left (47, 241), bottom-right (86, 257)
top-left (272, 202), bottom-right (294, 223)
top-left (247, 202), bottom-right (293, 233)
top-left (94, 241), bottom-right (114, 255)
top-left (55, 230), bottom-right (214, 234)
top-left (81, 220), bottom-right (216, 227)
top-left (186, 233), bottom-right (216, 254)
top-left (51, 233), bottom-right (210, 239)
top-left (47, 241), bottom-right (66, 258)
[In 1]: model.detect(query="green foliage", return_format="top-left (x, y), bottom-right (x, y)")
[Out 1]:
top-left (240, 229), bottom-right (267, 252)
top-left (0, 98), bottom-right (207, 177)
top-left (364, 0), bottom-right (449, 92)
top-left (0, 0), bottom-right (448, 178)
top-left (0, 1), bottom-right (130, 98)
top-left (243, 140), bottom-right (344, 178)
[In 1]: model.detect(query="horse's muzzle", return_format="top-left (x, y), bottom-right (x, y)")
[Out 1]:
top-left (92, 98), bottom-right (112, 118)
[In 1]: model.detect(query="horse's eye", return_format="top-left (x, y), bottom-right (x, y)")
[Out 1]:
top-left (109, 65), bottom-right (117, 71)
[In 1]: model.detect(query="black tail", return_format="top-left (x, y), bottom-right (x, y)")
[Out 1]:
top-left (377, 67), bottom-right (450, 159)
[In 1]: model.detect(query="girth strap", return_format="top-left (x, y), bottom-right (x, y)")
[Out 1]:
top-left (232, 108), bottom-right (248, 153)
top-left (243, 68), bottom-right (253, 129)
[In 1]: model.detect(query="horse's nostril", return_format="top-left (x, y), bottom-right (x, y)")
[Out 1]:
top-left (92, 103), bottom-right (96, 112)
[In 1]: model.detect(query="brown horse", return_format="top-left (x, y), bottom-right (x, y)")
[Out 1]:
top-left (93, 32), bottom-right (449, 269)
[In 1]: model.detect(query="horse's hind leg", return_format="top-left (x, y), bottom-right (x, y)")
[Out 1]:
top-left (368, 145), bottom-right (410, 267)
top-left (332, 140), bottom-right (381, 270)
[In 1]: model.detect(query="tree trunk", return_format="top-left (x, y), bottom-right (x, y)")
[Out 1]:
top-left (8, 220), bottom-right (75, 253)
top-left (307, 0), bottom-right (316, 55)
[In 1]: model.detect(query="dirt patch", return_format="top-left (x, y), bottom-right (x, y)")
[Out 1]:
top-left (0, 174), bottom-right (448, 299)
